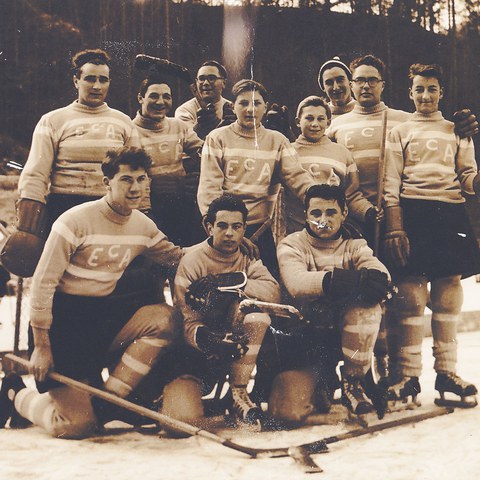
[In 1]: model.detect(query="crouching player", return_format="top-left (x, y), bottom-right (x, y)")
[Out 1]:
top-left (161, 194), bottom-right (280, 428)
top-left (0, 148), bottom-right (184, 437)
top-left (271, 185), bottom-right (391, 426)
top-left (383, 63), bottom-right (479, 408)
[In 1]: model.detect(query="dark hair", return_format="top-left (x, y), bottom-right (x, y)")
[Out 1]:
top-left (199, 60), bottom-right (227, 79)
top-left (305, 184), bottom-right (346, 211)
top-left (205, 193), bottom-right (248, 225)
top-left (102, 147), bottom-right (152, 179)
top-left (408, 63), bottom-right (444, 87)
top-left (296, 95), bottom-right (332, 120)
top-left (71, 49), bottom-right (111, 77)
top-left (231, 79), bottom-right (269, 103)
top-left (138, 76), bottom-right (171, 98)
top-left (350, 54), bottom-right (386, 79)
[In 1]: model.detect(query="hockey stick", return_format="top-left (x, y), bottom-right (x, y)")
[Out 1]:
top-left (5, 354), bottom-right (326, 472)
top-left (238, 299), bottom-right (303, 322)
top-left (373, 109), bottom-right (388, 256)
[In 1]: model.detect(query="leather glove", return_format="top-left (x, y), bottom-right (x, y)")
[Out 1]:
top-left (453, 109), bottom-right (479, 138)
top-left (194, 104), bottom-right (220, 139)
top-left (264, 103), bottom-right (295, 140)
top-left (383, 205), bottom-right (410, 268)
top-left (216, 101), bottom-right (237, 128)
top-left (195, 326), bottom-right (248, 361)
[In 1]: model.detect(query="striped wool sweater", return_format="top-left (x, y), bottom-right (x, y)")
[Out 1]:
top-left (174, 97), bottom-right (230, 128)
top-left (198, 121), bottom-right (315, 225)
top-left (174, 239), bottom-right (280, 348)
top-left (277, 229), bottom-right (390, 309)
top-left (285, 135), bottom-right (372, 234)
top-left (328, 102), bottom-right (411, 206)
top-left (384, 111), bottom-right (478, 206)
top-left (29, 197), bottom-right (183, 330)
top-left (133, 113), bottom-right (203, 178)
top-left (19, 101), bottom-right (139, 203)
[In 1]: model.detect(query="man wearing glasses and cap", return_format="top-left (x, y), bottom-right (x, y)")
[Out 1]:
top-left (175, 60), bottom-right (235, 139)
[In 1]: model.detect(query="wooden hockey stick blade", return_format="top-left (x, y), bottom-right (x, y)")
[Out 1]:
top-left (134, 54), bottom-right (193, 85)
top-left (5, 354), bottom-right (327, 464)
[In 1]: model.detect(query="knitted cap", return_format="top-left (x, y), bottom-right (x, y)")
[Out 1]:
top-left (317, 57), bottom-right (352, 91)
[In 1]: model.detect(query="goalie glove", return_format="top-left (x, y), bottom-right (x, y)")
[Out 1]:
top-left (185, 271), bottom-right (247, 312)
top-left (195, 327), bottom-right (248, 361)
top-left (1, 199), bottom-right (48, 277)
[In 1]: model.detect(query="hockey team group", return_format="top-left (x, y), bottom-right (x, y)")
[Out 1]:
top-left (1, 48), bottom-right (479, 440)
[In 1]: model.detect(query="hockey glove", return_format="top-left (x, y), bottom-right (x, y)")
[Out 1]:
top-left (195, 327), bottom-right (248, 361)
top-left (194, 104), bottom-right (220, 139)
top-left (453, 109), bottom-right (479, 138)
top-left (150, 175), bottom-right (181, 197)
top-left (264, 104), bottom-right (295, 141)
top-left (185, 271), bottom-right (247, 312)
top-left (383, 205), bottom-right (410, 268)
top-left (216, 101), bottom-right (237, 128)
top-left (357, 269), bottom-right (390, 305)
top-left (1, 199), bottom-right (48, 277)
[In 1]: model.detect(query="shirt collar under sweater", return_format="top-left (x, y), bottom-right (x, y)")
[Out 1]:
top-left (353, 101), bottom-right (387, 115)
top-left (71, 100), bottom-right (109, 114)
top-left (101, 197), bottom-right (133, 225)
top-left (329, 99), bottom-right (356, 116)
top-left (204, 238), bottom-right (243, 264)
top-left (295, 135), bottom-right (331, 147)
top-left (231, 121), bottom-right (265, 138)
top-left (411, 111), bottom-right (444, 122)
top-left (304, 228), bottom-right (344, 250)
top-left (133, 112), bottom-right (168, 132)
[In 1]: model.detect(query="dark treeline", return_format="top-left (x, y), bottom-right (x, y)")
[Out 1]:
top-left (1, 0), bottom-right (479, 149)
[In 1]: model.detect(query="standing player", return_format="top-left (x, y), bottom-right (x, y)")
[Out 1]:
top-left (160, 194), bottom-right (280, 427)
top-left (273, 185), bottom-right (390, 424)
top-left (134, 75), bottom-right (205, 246)
top-left (383, 63), bottom-right (479, 408)
top-left (1, 49), bottom-right (139, 278)
top-left (0, 147), bottom-right (184, 437)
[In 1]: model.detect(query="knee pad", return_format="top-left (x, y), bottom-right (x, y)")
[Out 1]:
top-left (268, 369), bottom-right (315, 427)
top-left (160, 375), bottom-right (204, 437)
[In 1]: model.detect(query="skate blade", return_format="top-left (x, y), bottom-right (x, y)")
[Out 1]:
top-left (387, 396), bottom-right (421, 413)
top-left (434, 394), bottom-right (478, 409)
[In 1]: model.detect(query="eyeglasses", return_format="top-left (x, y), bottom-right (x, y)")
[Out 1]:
top-left (196, 75), bottom-right (224, 83)
top-left (351, 77), bottom-right (384, 87)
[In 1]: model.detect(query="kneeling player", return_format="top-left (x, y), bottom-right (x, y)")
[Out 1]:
top-left (0, 148), bottom-right (183, 437)
top-left (272, 185), bottom-right (391, 425)
top-left (161, 194), bottom-right (281, 428)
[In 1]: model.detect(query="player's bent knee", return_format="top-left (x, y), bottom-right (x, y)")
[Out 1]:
top-left (268, 370), bottom-right (315, 428)
top-left (131, 303), bottom-right (176, 338)
top-left (160, 375), bottom-right (204, 437)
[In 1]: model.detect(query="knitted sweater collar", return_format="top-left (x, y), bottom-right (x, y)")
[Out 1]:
top-left (231, 121), bottom-right (265, 138)
top-left (411, 111), bottom-right (444, 122)
top-left (133, 111), bottom-right (168, 131)
top-left (353, 101), bottom-right (387, 115)
top-left (100, 197), bottom-right (133, 225)
top-left (204, 238), bottom-right (242, 263)
top-left (71, 100), bottom-right (109, 114)
top-left (304, 228), bottom-right (344, 249)
top-left (295, 135), bottom-right (330, 146)
top-left (330, 99), bottom-right (357, 116)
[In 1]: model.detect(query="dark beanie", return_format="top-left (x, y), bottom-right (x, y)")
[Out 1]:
top-left (317, 57), bottom-right (352, 91)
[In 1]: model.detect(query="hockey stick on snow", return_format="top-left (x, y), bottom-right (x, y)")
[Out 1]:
top-left (5, 354), bottom-right (326, 473)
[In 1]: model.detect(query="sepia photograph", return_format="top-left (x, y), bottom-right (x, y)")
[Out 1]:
top-left (0, 1), bottom-right (479, 478)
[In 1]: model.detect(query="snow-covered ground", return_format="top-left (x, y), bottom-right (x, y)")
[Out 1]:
top-left (1, 332), bottom-right (479, 479)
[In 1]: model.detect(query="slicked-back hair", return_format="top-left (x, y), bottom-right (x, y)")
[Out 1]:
top-left (408, 63), bottom-right (444, 87)
top-left (350, 54), bottom-right (386, 79)
top-left (71, 49), bottom-right (111, 77)
top-left (296, 95), bottom-right (332, 120)
top-left (231, 79), bottom-right (269, 103)
top-left (205, 193), bottom-right (248, 225)
top-left (138, 76), bottom-right (170, 98)
top-left (200, 60), bottom-right (227, 79)
top-left (102, 147), bottom-right (152, 179)
top-left (305, 184), bottom-right (346, 212)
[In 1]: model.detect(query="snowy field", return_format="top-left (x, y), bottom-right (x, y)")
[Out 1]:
top-left (1, 288), bottom-right (479, 479)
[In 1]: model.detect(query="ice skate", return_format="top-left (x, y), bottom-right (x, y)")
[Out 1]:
top-left (230, 385), bottom-right (265, 429)
top-left (0, 373), bottom-right (30, 429)
top-left (341, 373), bottom-right (376, 427)
top-left (434, 372), bottom-right (478, 409)
top-left (387, 376), bottom-right (421, 412)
